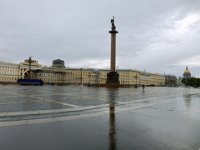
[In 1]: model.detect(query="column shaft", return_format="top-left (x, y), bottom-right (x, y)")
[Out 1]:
top-left (111, 33), bottom-right (116, 72)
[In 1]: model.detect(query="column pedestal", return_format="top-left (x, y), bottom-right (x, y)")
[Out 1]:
top-left (106, 72), bottom-right (119, 88)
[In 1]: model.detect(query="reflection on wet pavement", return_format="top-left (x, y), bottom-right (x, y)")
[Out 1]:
top-left (0, 85), bottom-right (200, 150)
top-left (108, 89), bottom-right (117, 150)
top-left (0, 85), bottom-right (199, 125)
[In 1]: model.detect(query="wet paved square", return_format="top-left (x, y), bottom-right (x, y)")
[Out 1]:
top-left (0, 85), bottom-right (200, 150)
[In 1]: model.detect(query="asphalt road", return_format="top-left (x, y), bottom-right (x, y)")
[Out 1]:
top-left (0, 85), bottom-right (199, 150)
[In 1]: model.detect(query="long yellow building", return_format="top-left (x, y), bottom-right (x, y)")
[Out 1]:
top-left (0, 59), bottom-right (165, 86)
top-left (0, 61), bottom-right (20, 83)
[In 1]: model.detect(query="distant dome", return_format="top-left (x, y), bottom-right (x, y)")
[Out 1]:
top-left (52, 59), bottom-right (65, 68)
top-left (183, 66), bottom-right (191, 79)
top-left (184, 66), bottom-right (191, 74)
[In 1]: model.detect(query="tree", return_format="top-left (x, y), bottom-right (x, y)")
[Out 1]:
top-left (182, 77), bottom-right (200, 87)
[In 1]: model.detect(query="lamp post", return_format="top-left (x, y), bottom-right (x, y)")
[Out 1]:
top-left (88, 73), bottom-right (91, 87)
top-left (135, 73), bottom-right (138, 88)
top-left (80, 68), bottom-right (83, 85)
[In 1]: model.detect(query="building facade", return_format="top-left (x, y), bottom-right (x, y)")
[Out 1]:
top-left (165, 75), bottom-right (177, 86)
top-left (0, 61), bottom-right (20, 83)
top-left (0, 59), bottom-right (167, 86)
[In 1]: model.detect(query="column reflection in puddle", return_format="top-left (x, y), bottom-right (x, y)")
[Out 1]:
top-left (107, 88), bottom-right (118, 150)
top-left (184, 94), bottom-right (191, 111)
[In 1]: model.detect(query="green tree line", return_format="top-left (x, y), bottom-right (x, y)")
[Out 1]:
top-left (182, 77), bottom-right (200, 87)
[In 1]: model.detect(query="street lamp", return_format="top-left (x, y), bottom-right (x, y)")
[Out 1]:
top-left (135, 73), bottom-right (138, 88)
top-left (88, 73), bottom-right (91, 87)
top-left (80, 68), bottom-right (83, 85)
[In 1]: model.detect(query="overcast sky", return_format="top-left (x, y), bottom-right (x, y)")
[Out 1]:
top-left (0, 0), bottom-right (200, 77)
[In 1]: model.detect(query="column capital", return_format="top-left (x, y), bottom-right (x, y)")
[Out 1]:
top-left (109, 30), bottom-right (118, 34)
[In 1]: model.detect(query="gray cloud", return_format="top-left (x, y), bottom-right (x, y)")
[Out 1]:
top-left (0, 0), bottom-right (200, 77)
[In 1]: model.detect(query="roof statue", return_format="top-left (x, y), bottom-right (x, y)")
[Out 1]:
top-left (111, 16), bottom-right (116, 31)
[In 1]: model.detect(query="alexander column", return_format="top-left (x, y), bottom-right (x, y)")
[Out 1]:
top-left (106, 17), bottom-right (120, 87)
